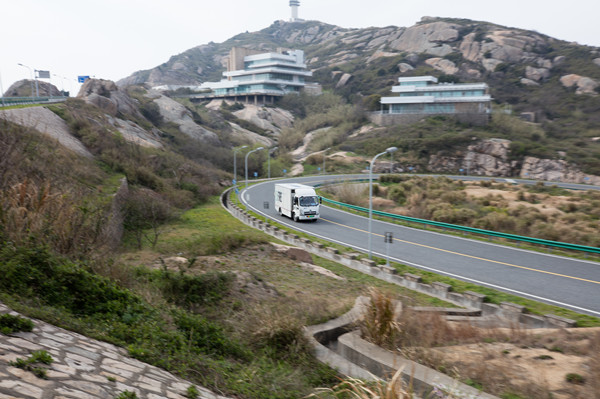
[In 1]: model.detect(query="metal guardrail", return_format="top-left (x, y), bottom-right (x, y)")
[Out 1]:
top-left (320, 196), bottom-right (600, 255)
top-left (0, 97), bottom-right (67, 107)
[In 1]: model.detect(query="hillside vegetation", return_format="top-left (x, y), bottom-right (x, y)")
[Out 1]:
top-left (3, 15), bottom-right (600, 399)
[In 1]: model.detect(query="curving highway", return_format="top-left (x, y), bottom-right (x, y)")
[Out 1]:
top-left (240, 174), bottom-right (600, 317)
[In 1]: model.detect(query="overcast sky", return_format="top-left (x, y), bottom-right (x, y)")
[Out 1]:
top-left (2, 0), bottom-right (599, 96)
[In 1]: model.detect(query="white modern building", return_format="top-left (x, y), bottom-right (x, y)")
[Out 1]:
top-left (198, 47), bottom-right (313, 104)
top-left (373, 76), bottom-right (492, 126)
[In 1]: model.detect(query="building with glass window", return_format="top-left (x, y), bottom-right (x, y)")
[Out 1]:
top-left (198, 47), bottom-right (313, 104)
top-left (372, 76), bottom-right (492, 126)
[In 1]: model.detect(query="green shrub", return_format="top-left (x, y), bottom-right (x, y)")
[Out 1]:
top-left (150, 269), bottom-right (234, 307)
top-left (115, 391), bottom-right (139, 399)
top-left (0, 314), bottom-right (34, 335)
top-left (9, 350), bottom-right (54, 379)
top-left (186, 385), bottom-right (200, 399)
top-left (565, 373), bottom-right (585, 384)
top-left (0, 244), bottom-right (146, 319)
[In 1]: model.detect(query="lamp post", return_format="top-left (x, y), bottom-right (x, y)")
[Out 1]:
top-left (368, 146), bottom-right (397, 259)
top-left (245, 147), bottom-right (264, 189)
top-left (18, 63), bottom-right (34, 99)
top-left (322, 147), bottom-right (331, 174)
top-left (233, 145), bottom-right (247, 187)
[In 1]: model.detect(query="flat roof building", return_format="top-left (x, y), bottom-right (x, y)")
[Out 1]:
top-left (197, 47), bottom-right (313, 104)
top-left (372, 76), bottom-right (492, 126)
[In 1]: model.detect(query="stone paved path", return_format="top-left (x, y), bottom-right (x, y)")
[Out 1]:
top-left (0, 303), bottom-right (231, 399)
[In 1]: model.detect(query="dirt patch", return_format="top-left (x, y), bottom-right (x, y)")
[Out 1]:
top-left (463, 185), bottom-right (571, 215)
top-left (402, 317), bottom-right (600, 399)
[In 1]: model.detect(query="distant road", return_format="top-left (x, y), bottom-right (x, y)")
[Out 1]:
top-left (240, 174), bottom-right (600, 317)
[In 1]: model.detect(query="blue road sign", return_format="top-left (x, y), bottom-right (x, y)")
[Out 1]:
top-left (232, 179), bottom-right (236, 184)
top-left (254, 172), bottom-right (258, 177)
top-left (77, 76), bottom-right (90, 83)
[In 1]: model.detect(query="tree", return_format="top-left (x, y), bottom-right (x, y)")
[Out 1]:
top-left (123, 188), bottom-right (173, 249)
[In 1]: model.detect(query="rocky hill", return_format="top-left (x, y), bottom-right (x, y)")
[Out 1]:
top-left (119, 17), bottom-right (600, 119)
top-left (116, 17), bottom-right (600, 182)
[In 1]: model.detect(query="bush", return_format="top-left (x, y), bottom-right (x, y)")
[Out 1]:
top-left (149, 268), bottom-right (234, 308)
top-left (0, 314), bottom-right (34, 335)
top-left (0, 244), bottom-right (146, 319)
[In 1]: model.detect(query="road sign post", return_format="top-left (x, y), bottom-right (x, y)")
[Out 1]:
top-left (264, 201), bottom-right (270, 224)
top-left (384, 232), bottom-right (393, 266)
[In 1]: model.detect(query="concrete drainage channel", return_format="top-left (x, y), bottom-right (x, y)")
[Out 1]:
top-left (222, 190), bottom-right (576, 398)
top-left (306, 297), bottom-right (500, 399)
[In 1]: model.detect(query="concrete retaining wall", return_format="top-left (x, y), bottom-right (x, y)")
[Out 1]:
top-left (306, 297), bottom-right (499, 398)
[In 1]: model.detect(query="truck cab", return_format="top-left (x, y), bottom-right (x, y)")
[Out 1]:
top-left (274, 183), bottom-right (321, 222)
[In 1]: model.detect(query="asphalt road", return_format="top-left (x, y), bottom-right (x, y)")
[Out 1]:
top-left (240, 174), bottom-right (600, 317)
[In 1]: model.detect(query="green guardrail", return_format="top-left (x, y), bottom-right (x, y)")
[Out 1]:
top-left (0, 97), bottom-right (67, 107)
top-left (320, 196), bottom-right (600, 255)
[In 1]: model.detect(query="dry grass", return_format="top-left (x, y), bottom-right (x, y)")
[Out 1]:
top-left (0, 179), bottom-right (105, 256)
top-left (308, 367), bottom-right (410, 399)
top-left (360, 287), bottom-right (402, 348)
top-left (323, 182), bottom-right (368, 208)
top-left (356, 290), bottom-right (600, 398)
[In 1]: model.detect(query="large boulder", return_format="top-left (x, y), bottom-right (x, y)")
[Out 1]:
top-left (233, 104), bottom-right (294, 135)
top-left (525, 66), bottom-right (550, 82)
top-left (0, 107), bottom-right (92, 158)
top-left (463, 139), bottom-right (513, 176)
top-left (389, 21), bottom-right (458, 56)
top-left (559, 74), bottom-right (599, 95)
top-left (77, 79), bottom-right (143, 118)
top-left (150, 92), bottom-right (219, 143)
top-left (4, 79), bottom-right (62, 97)
top-left (425, 58), bottom-right (458, 75)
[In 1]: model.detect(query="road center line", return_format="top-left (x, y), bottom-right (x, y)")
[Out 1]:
top-left (320, 217), bottom-right (600, 285)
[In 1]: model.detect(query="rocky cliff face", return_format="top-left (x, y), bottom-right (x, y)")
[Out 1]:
top-left (428, 138), bottom-right (600, 185)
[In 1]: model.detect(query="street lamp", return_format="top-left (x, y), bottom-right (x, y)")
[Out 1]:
top-left (18, 63), bottom-right (35, 99)
top-left (322, 147), bottom-right (331, 174)
top-left (233, 145), bottom-right (248, 187)
top-left (245, 146), bottom-right (264, 189)
top-left (368, 146), bottom-right (398, 259)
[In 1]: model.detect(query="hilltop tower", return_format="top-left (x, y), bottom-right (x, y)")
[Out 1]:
top-left (289, 0), bottom-right (300, 22)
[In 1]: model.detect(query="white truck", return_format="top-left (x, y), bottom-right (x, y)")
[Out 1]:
top-left (274, 183), bottom-right (321, 222)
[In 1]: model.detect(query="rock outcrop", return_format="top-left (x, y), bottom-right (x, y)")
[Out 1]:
top-left (425, 57), bottom-right (458, 75)
top-left (4, 79), bottom-right (62, 97)
top-left (232, 104), bottom-right (294, 135)
top-left (0, 107), bottom-right (92, 158)
top-left (520, 157), bottom-right (600, 184)
top-left (78, 79), bottom-right (143, 118)
top-left (427, 138), bottom-right (600, 184)
top-left (428, 139), bottom-right (514, 176)
top-left (559, 74), bottom-right (599, 95)
top-left (150, 92), bottom-right (220, 143)
top-left (463, 139), bottom-right (514, 177)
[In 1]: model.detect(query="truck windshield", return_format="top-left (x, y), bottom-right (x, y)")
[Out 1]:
top-left (299, 196), bottom-right (318, 206)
